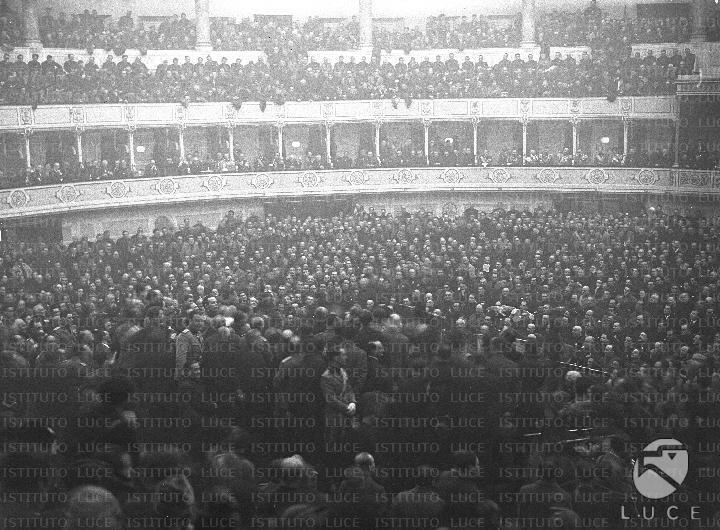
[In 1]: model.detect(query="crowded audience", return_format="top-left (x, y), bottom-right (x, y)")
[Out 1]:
top-left (0, 204), bottom-right (719, 528)
top-left (4, 132), bottom-right (717, 189)
top-left (39, 9), bottom-right (197, 51)
top-left (5, 136), bottom-right (709, 189)
top-left (10, 6), bottom-right (720, 53)
top-left (0, 46), bottom-right (686, 108)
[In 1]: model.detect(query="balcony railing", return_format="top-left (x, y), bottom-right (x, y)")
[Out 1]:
top-left (0, 97), bottom-right (677, 132)
top-left (1, 167), bottom-right (717, 221)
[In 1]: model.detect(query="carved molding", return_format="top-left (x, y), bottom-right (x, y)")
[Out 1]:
top-left (585, 168), bottom-right (609, 185)
top-left (155, 178), bottom-right (179, 194)
top-left (56, 184), bottom-right (81, 203)
top-left (250, 173), bottom-right (275, 189)
top-left (298, 172), bottom-right (322, 188)
top-left (202, 175), bottom-right (227, 193)
top-left (106, 181), bottom-right (130, 199)
top-left (485, 168), bottom-right (512, 184)
top-left (439, 168), bottom-right (465, 184)
top-left (18, 107), bottom-right (33, 126)
top-left (391, 169), bottom-right (418, 185)
top-left (2, 167), bottom-right (718, 221)
top-left (536, 168), bottom-right (560, 184)
top-left (635, 169), bottom-right (659, 186)
top-left (0, 98), bottom-right (678, 134)
top-left (7, 189), bottom-right (29, 208)
top-left (345, 171), bottom-right (369, 186)
top-left (677, 171), bottom-right (710, 188)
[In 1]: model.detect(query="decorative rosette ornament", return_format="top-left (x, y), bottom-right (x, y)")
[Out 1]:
top-left (536, 168), bottom-right (560, 185)
top-left (7, 189), bottom-right (29, 208)
top-left (439, 168), bottom-right (465, 184)
top-left (56, 184), bottom-right (81, 203)
top-left (106, 181), bottom-right (130, 199)
top-left (585, 168), bottom-right (609, 186)
top-left (156, 178), bottom-right (179, 194)
top-left (251, 174), bottom-right (275, 189)
top-left (345, 171), bottom-right (369, 186)
top-left (635, 169), bottom-right (659, 186)
top-left (298, 172), bottom-right (322, 188)
top-left (486, 168), bottom-right (512, 184)
top-left (391, 169), bottom-right (418, 185)
top-left (202, 175), bottom-right (227, 193)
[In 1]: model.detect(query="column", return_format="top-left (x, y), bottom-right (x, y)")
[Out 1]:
top-left (227, 125), bottom-right (235, 162)
top-left (521, 0), bottom-right (536, 47)
top-left (178, 126), bottom-right (186, 161)
top-left (276, 122), bottom-right (284, 157)
top-left (374, 121), bottom-right (381, 159)
top-left (359, 0), bottom-right (373, 51)
top-left (23, 0), bottom-right (41, 47)
top-left (22, 130), bottom-right (32, 169)
top-left (622, 117), bottom-right (630, 156)
top-left (75, 128), bottom-right (83, 164)
top-left (691, 0), bottom-right (708, 42)
top-left (423, 120), bottom-right (430, 166)
top-left (195, 0), bottom-right (212, 52)
top-left (521, 117), bottom-right (528, 164)
top-left (325, 122), bottom-right (332, 166)
top-left (570, 117), bottom-right (580, 156)
top-left (471, 118), bottom-right (479, 163)
top-left (127, 127), bottom-right (136, 171)
top-left (673, 118), bottom-right (680, 167)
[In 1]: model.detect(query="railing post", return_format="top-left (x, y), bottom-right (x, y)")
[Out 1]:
top-left (570, 116), bottom-right (580, 156)
top-left (127, 126), bottom-right (136, 172)
top-left (423, 119), bottom-right (431, 166)
top-left (374, 120), bottom-right (381, 160)
top-left (22, 129), bottom-right (32, 169)
top-left (276, 121), bottom-right (285, 158)
top-left (75, 127), bottom-right (84, 164)
top-left (471, 117), bottom-right (479, 164)
top-left (622, 116), bottom-right (630, 156)
top-left (227, 125), bottom-right (235, 162)
top-left (325, 121), bottom-right (333, 166)
top-left (177, 125), bottom-right (185, 162)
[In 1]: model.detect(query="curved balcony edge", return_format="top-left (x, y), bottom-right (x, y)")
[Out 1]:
top-left (0, 167), bottom-right (716, 221)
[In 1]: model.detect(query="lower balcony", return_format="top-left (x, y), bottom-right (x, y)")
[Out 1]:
top-left (0, 167), bottom-right (716, 223)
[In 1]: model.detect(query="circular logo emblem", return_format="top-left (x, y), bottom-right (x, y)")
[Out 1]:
top-left (632, 438), bottom-right (688, 499)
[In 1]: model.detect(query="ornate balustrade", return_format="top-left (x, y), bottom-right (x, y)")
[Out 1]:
top-left (0, 96), bottom-right (676, 132)
top-left (1, 167), bottom-right (716, 221)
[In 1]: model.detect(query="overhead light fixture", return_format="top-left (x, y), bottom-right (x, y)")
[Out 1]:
top-left (600, 136), bottom-right (610, 144)
top-left (291, 141), bottom-right (301, 148)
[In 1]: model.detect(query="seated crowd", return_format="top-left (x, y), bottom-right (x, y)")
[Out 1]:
top-left (4, 5), bottom-right (719, 51)
top-left (4, 136), bottom-right (717, 188)
top-left (538, 8), bottom-right (693, 47)
top-left (38, 9), bottom-right (196, 51)
top-left (0, 205), bottom-right (719, 529)
top-left (0, 46), bottom-right (688, 107)
top-left (374, 15), bottom-right (521, 52)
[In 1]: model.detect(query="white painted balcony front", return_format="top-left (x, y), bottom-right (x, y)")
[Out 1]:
top-left (1, 167), bottom-right (716, 224)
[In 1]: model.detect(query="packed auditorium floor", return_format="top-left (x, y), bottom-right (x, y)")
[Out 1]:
top-left (0, 206), bottom-right (719, 528)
